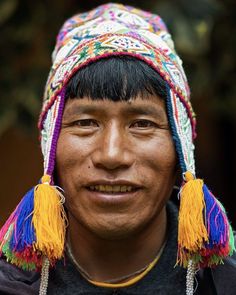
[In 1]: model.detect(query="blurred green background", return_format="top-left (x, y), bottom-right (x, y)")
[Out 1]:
top-left (0, 0), bottom-right (235, 226)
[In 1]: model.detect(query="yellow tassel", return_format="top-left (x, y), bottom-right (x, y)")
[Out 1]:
top-left (32, 175), bottom-right (67, 261)
top-left (178, 171), bottom-right (208, 255)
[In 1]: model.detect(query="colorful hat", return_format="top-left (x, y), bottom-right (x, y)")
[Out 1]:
top-left (0, 2), bottom-right (234, 294)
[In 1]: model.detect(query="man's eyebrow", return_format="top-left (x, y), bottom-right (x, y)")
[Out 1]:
top-left (64, 104), bottom-right (101, 117)
top-left (64, 103), bottom-right (166, 119)
top-left (123, 105), bottom-right (166, 118)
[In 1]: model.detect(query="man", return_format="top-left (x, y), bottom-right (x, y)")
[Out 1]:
top-left (0, 3), bottom-right (235, 295)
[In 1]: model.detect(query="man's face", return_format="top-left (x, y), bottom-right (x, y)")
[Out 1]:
top-left (56, 94), bottom-right (177, 239)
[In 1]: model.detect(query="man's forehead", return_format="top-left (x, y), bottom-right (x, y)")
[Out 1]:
top-left (63, 95), bottom-right (167, 118)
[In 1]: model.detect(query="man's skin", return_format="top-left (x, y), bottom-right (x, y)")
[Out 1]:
top-left (56, 94), bottom-right (177, 283)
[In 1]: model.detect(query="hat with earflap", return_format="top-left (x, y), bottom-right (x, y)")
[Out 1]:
top-left (0, 3), bottom-right (234, 295)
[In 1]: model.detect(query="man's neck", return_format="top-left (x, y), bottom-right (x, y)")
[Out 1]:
top-left (67, 207), bottom-right (167, 282)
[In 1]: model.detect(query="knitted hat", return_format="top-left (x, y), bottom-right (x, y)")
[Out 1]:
top-left (0, 1), bottom-right (234, 289)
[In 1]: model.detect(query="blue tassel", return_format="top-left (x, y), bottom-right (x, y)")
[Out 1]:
top-left (9, 188), bottom-right (36, 252)
top-left (203, 184), bottom-right (228, 249)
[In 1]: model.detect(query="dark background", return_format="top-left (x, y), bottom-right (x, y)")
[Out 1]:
top-left (0, 0), bottom-right (235, 227)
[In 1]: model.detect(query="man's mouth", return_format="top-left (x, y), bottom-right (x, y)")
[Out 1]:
top-left (84, 181), bottom-right (142, 204)
top-left (88, 185), bottom-right (137, 194)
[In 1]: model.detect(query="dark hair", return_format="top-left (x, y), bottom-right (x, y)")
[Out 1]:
top-left (65, 56), bottom-right (167, 101)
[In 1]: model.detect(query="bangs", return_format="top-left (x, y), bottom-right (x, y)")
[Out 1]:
top-left (65, 56), bottom-right (167, 101)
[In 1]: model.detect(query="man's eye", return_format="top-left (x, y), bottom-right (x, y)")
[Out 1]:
top-left (73, 119), bottom-right (98, 127)
top-left (130, 120), bottom-right (157, 128)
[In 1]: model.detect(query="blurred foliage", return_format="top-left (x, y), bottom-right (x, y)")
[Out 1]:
top-left (0, 0), bottom-right (235, 136)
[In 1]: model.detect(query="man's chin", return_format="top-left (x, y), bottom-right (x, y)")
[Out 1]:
top-left (68, 205), bottom-right (163, 241)
top-left (81, 216), bottom-right (147, 241)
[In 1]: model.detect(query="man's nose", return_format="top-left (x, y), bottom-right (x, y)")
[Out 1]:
top-left (91, 123), bottom-right (134, 170)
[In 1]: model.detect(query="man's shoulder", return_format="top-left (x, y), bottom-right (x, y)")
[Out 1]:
top-left (211, 249), bottom-right (236, 294)
top-left (0, 258), bottom-right (39, 295)
top-left (197, 233), bottom-right (236, 295)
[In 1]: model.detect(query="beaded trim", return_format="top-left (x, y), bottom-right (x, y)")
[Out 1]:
top-left (39, 258), bottom-right (50, 295)
top-left (41, 88), bottom-right (66, 176)
top-left (186, 260), bottom-right (195, 295)
top-left (166, 86), bottom-right (195, 174)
